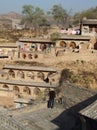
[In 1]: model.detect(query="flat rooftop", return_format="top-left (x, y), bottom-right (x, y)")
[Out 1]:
top-left (19, 38), bottom-right (55, 44)
top-left (0, 45), bottom-right (17, 48)
top-left (0, 79), bottom-right (58, 88)
top-left (3, 64), bottom-right (57, 73)
top-left (58, 35), bottom-right (90, 41)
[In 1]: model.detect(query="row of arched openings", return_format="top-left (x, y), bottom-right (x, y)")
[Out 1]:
top-left (2, 84), bottom-right (42, 95)
top-left (21, 53), bottom-right (38, 59)
top-left (7, 69), bottom-right (45, 80)
top-left (59, 41), bottom-right (76, 49)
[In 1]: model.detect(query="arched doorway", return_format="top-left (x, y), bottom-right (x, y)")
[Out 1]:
top-left (8, 69), bottom-right (15, 78)
top-left (2, 84), bottom-right (9, 90)
top-left (40, 44), bottom-right (47, 52)
top-left (13, 86), bottom-right (20, 93)
top-left (27, 72), bottom-right (34, 79)
top-left (17, 70), bottom-right (25, 79)
top-left (33, 87), bottom-right (41, 95)
top-left (22, 53), bottom-right (26, 59)
top-left (28, 54), bottom-right (32, 59)
top-left (37, 72), bottom-right (44, 80)
top-left (69, 42), bottom-right (76, 49)
top-left (23, 87), bottom-right (31, 95)
top-left (59, 41), bottom-right (66, 47)
top-left (13, 86), bottom-right (20, 97)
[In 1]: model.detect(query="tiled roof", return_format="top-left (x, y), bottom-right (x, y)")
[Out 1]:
top-left (79, 100), bottom-right (97, 120)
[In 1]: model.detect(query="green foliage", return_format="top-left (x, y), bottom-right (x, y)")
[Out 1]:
top-left (50, 4), bottom-right (68, 27)
top-left (50, 32), bottom-right (60, 41)
top-left (33, 7), bottom-right (46, 27)
top-left (21, 4), bottom-right (97, 32)
top-left (22, 5), bottom-right (34, 16)
top-left (73, 6), bottom-right (97, 25)
top-left (22, 5), bottom-right (47, 31)
top-left (80, 7), bottom-right (97, 19)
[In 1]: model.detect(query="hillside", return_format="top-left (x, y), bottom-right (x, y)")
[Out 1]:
top-left (0, 41), bottom-right (96, 130)
top-left (0, 11), bottom-right (22, 19)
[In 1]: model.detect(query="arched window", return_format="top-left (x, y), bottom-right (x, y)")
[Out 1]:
top-left (37, 72), bottom-right (44, 80)
top-left (17, 70), bottom-right (25, 79)
top-left (44, 88), bottom-right (50, 96)
top-left (28, 54), bottom-right (32, 59)
top-left (89, 25), bottom-right (93, 32)
top-left (33, 88), bottom-right (41, 95)
top-left (60, 41), bottom-right (66, 47)
top-left (13, 86), bottom-right (20, 93)
top-left (2, 84), bottom-right (9, 90)
top-left (69, 42), bottom-right (76, 49)
top-left (40, 44), bottom-right (47, 51)
top-left (31, 43), bottom-right (37, 51)
top-left (23, 87), bottom-right (31, 95)
top-left (27, 72), bottom-right (34, 79)
top-left (22, 53), bottom-right (26, 59)
top-left (8, 69), bottom-right (15, 78)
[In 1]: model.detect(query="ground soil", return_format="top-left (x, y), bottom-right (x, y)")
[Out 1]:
top-left (0, 47), bottom-right (97, 107)
top-left (0, 44), bottom-right (97, 130)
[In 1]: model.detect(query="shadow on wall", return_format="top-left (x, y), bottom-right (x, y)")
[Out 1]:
top-left (51, 92), bottom-right (97, 130)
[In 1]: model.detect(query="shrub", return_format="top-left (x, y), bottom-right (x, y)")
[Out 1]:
top-left (59, 69), bottom-right (73, 85)
top-left (50, 32), bottom-right (60, 41)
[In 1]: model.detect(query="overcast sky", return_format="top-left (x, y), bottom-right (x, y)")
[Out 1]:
top-left (0, 0), bottom-right (97, 14)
